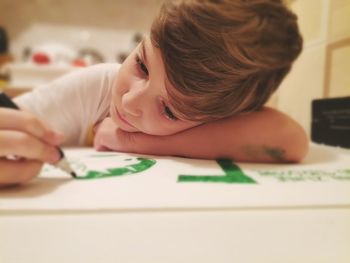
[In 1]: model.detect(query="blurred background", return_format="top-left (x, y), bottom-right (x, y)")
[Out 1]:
top-left (0, 0), bottom-right (349, 138)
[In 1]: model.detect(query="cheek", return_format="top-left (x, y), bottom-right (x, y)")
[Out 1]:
top-left (170, 121), bottom-right (202, 135)
top-left (168, 123), bottom-right (196, 135)
top-left (113, 69), bottom-right (133, 103)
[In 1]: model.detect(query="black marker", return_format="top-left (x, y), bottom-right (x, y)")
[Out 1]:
top-left (0, 92), bottom-right (77, 177)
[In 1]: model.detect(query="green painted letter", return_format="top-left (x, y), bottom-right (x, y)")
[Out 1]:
top-left (178, 159), bottom-right (256, 184)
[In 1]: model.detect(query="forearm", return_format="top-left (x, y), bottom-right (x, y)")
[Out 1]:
top-left (129, 107), bottom-right (309, 163)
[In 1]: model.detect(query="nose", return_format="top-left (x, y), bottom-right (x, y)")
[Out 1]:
top-left (121, 84), bottom-right (146, 117)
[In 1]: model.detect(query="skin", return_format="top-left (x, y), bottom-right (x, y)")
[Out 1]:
top-left (0, 108), bottom-right (62, 187)
top-left (0, 36), bottom-right (308, 186)
top-left (94, 37), bottom-right (309, 163)
top-left (109, 36), bottom-right (202, 136)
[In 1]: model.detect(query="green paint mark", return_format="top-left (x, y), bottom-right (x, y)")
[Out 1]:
top-left (263, 146), bottom-right (285, 162)
top-left (241, 145), bottom-right (286, 162)
top-left (76, 157), bottom-right (156, 179)
top-left (259, 169), bottom-right (350, 182)
top-left (178, 159), bottom-right (256, 184)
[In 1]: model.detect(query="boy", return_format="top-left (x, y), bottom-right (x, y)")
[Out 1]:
top-left (92, 0), bottom-right (307, 162)
top-left (1, 0), bottom-right (307, 185)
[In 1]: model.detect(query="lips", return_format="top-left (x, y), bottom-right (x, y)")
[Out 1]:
top-left (115, 107), bottom-right (135, 128)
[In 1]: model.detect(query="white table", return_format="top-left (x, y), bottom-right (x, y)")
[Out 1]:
top-left (1, 144), bottom-right (350, 263)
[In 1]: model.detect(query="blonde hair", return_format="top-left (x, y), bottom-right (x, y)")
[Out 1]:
top-left (150, 0), bottom-right (303, 121)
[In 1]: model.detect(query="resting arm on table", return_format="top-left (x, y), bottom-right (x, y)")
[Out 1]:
top-left (94, 107), bottom-right (309, 163)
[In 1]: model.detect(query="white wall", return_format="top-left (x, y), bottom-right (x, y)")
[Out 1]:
top-left (276, 0), bottom-right (350, 136)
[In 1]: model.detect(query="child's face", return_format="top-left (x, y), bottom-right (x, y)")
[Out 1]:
top-left (110, 36), bottom-right (202, 136)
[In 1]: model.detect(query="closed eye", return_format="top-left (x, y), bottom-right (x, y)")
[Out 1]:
top-left (162, 101), bottom-right (178, 121)
top-left (135, 55), bottom-right (149, 76)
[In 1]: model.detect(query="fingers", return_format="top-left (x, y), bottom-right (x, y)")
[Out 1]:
top-left (0, 108), bottom-right (63, 145)
top-left (0, 130), bottom-right (61, 163)
top-left (93, 117), bottom-right (118, 150)
top-left (93, 124), bottom-right (137, 153)
top-left (0, 158), bottom-right (43, 186)
top-left (95, 145), bottom-right (111, 151)
top-left (0, 109), bottom-right (62, 187)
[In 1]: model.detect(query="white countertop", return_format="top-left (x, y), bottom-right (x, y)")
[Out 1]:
top-left (1, 143), bottom-right (349, 263)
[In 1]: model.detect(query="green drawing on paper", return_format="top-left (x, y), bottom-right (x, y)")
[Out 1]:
top-left (259, 169), bottom-right (350, 182)
top-left (263, 146), bottom-right (285, 162)
top-left (42, 151), bottom-right (350, 185)
top-left (178, 159), bottom-right (256, 184)
top-left (71, 156), bottom-right (156, 180)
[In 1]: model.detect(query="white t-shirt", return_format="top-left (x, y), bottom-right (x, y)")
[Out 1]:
top-left (14, 63), bottom-right (121, 146)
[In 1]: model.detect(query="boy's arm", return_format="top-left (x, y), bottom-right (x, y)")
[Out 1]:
top-left (94, 107), bottom-right (309, 163)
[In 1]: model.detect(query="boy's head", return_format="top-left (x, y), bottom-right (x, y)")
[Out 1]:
top-left (151, 0), bottom-right (303, 121)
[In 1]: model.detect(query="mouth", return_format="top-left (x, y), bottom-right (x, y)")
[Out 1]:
top-left (115, 107), bottom-right (136, 129)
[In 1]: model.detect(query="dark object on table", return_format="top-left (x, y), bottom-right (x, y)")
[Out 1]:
top-left (311, 96), bottom-right (350, 148)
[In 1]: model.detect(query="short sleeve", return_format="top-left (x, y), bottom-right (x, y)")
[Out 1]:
top-left (14, 63), bottom-right (120, 146)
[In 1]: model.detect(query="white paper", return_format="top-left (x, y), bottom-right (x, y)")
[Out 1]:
top-left (1, 144), bottom-right (349, 212)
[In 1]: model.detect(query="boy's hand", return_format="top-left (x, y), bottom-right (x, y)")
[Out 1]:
top-left (0, 109), bottom-right (63, 187)
top-left (93, 117), bottom-right (139, 152)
